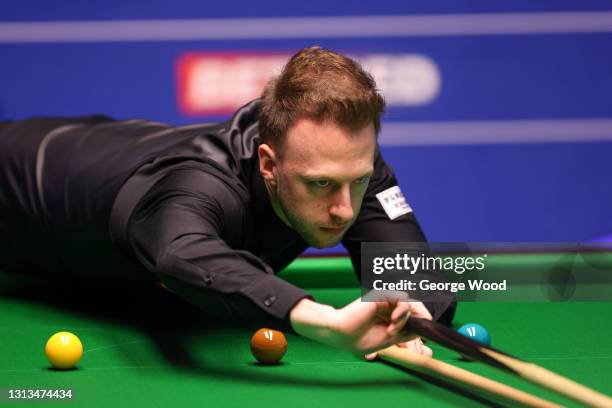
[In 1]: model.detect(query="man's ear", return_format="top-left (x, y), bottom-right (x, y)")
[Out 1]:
top-left (258, 143), bottom-right (277, 186)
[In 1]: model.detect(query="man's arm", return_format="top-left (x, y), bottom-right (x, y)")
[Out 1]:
top-left (126, 167), bottom-right (311, 331)
top-left (125, 166), bottom-right (430, 355)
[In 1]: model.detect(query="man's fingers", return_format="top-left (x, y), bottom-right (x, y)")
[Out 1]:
top-left (374, 300), bottom-right (392, 318)
top-left (415, 338), bottom-right (424, 354)
top-left (391, 302), bottom-right (411, 323)
top-left (365, 352), bottom-right (377, 360)
top-left (387, 305), bottom-right (411, 336)
top-left (365, 338), bottom-right (433, 361)
top-left (408, 301), bottom-right (433, 320)
top-left (400, 338), bottom-right (434, 357)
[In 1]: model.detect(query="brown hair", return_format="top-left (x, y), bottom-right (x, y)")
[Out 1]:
top-left (259, 46), bottom-right (385, 152)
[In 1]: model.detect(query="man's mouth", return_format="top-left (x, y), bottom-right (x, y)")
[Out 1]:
top-left (320, 226), bottom-right (346, 235)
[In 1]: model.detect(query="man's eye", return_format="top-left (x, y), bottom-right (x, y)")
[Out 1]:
top-left (313, 180), bottom-right (330, 188)
top-left (354, 176), bottom-right (370, 185)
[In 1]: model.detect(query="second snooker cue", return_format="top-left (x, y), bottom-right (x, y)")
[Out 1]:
top-left (378, 345), bottom-right (561, 408)
top-left (405, 317), bottom-right (612, 408)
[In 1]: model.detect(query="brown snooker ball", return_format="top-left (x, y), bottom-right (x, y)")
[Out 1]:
top-left (250, 328), bottom-right (287, 364)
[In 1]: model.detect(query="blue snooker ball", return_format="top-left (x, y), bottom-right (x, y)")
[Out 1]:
top-left (457, 323), bottom-right (491, 346)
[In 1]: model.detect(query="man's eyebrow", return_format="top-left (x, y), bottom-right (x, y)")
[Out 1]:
top-left (301, 170), bottom-right (374, 181)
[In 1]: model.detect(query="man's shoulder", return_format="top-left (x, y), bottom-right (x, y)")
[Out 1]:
top-left (164, 162), bottom-right (250, 200)
top-left (171, 99), bottom-right (263, 198)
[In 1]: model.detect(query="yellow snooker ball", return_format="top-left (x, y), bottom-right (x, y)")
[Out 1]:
top-left (45, 332), bottom-right (83, 370)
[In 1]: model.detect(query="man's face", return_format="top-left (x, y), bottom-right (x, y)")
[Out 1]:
top-left (260, 118), bottom-right (376, 248)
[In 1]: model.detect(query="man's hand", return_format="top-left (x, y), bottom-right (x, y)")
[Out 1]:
top-left (289, 292), bottom-right (433, 357)
top-left (365, 337), bottom-right (433, 360)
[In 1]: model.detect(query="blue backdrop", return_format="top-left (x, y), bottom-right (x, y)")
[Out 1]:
top-left (2, 0), bottom-right (611, 247)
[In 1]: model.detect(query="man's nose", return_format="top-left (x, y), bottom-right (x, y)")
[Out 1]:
top-left (329, 185), bottom-right (354, 222)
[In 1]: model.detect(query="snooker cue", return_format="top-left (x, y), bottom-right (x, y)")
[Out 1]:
top-left (378, 346), bottom-right (561, 408)
top-left (405, 317), bottom-right (612, 408)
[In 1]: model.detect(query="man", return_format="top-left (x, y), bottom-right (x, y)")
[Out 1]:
top-left (0, 46), bottom-right (455, 358)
